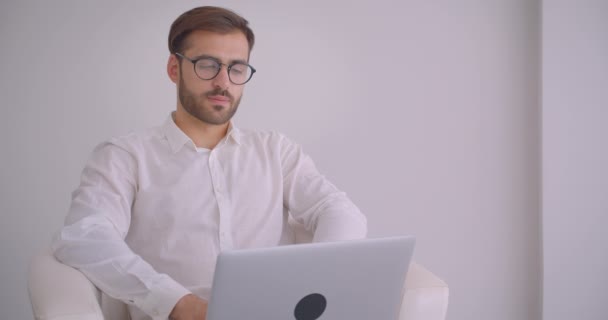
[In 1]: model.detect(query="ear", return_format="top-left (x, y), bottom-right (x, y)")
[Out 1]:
top-left (167, 54), bottom-right (180, 84)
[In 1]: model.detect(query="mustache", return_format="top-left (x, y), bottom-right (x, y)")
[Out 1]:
top-left (205, 88), bottom-right (233, 100)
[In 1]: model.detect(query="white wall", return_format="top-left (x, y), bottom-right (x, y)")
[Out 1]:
top-left (0, 1), bottom-right (541, 319)
top-left (542, 1), bottom-right (608, 319)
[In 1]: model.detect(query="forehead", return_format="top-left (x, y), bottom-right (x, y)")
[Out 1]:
top-left (183, 30), bottom-right (249, 62)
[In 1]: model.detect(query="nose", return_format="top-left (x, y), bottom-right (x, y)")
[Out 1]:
top-left (211, 65), bottom-right (230, 90)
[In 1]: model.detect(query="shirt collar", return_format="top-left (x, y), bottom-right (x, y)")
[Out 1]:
top-left (226, 122), bottom-right (242, 146)
top-left (162, 112), bottom-right (242, 154)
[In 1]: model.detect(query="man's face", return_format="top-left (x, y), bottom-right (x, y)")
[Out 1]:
top-left (176, 30), bottom-right (250, 125)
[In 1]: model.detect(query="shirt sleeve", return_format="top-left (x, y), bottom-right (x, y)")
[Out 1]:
top-left (279, 134), bottom-right (367, 242)
top-left (51, 141), bottom-right (190, 319)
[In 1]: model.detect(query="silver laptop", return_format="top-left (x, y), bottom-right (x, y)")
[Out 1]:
top-left (206, 236), bottom-right (415, 320)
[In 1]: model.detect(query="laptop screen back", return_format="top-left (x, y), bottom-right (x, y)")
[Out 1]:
top-left (206, 236), bottom-right (415, 320)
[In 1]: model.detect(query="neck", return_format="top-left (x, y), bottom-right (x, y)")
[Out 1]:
top-left (173, 109), bottom-right (229, 149)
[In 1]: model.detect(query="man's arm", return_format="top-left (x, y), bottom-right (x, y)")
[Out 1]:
top-left (279, 134), bottom-right (367, 242)
top-left (52, 141), bottom-right (191, 319)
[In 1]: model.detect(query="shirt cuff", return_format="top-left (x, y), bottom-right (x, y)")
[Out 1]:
top-left (137, 276), bottom-right (191, 320)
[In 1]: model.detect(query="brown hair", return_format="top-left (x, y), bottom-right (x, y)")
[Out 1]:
top-left (168, 6), bottom-right (255, 54)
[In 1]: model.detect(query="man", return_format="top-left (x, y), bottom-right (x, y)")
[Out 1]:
top-left (52, 6), bottom-right (366, 320)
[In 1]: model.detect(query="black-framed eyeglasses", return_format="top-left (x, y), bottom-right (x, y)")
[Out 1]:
top-left (175, 53), bottom-right (256, 85)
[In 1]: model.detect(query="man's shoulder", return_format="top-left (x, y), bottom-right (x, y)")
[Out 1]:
top-left (99, 125), bottom-right (164, 154)
top-left (234, 129), bottom-right (303, 161)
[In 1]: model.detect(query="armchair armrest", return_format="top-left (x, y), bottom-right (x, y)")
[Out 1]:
top-left (400, 262), bottom-right (449, 320)
top-left (28, 248), bottom-right (104, 320)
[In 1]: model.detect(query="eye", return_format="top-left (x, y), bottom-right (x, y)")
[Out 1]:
top-left (230, 63), bottom-right (248, 74)
top-left (196, 59), bottom-right (219, 70)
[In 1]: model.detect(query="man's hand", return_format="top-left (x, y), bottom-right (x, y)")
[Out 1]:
top-left (169, 294), bottom-right (208, 320)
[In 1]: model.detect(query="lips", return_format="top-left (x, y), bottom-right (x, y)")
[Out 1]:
top-left (207, 95), bottom-right (230, 103)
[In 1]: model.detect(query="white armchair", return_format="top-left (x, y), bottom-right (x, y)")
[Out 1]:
top-left (28, 251), bottom-right (448, 320)
top-left (28, 225), bottom-right (448, 320)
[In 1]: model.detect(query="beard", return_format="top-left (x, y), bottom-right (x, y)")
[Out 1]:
top-left (178, 72), bottom-right (242, 125)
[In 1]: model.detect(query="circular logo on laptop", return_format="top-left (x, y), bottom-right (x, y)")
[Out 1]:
top-left (294, 293), bottom-right (327, 320)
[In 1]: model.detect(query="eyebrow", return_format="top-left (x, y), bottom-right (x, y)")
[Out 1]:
top-left (190, 54), bottom-right (248, 65)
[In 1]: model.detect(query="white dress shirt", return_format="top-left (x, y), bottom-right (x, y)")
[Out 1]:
top-left (52, 113), bottom-right (367, 320)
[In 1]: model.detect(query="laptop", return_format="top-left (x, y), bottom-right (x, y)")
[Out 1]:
top-left (206, 236), bottom-right (416, 320)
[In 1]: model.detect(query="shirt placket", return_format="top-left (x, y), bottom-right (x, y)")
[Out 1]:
top-left (208, 149), bottom-right (234, 251)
